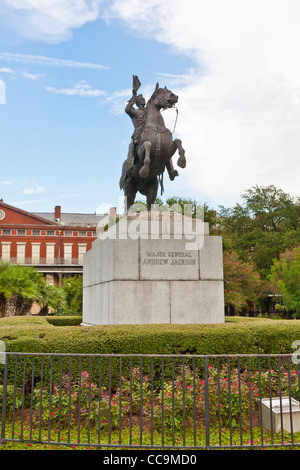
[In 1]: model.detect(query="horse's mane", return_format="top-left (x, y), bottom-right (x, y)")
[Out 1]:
top-left (146, 83), bottom-right (162, 110)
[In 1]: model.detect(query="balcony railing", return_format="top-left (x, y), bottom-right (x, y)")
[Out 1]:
top-left (7, 258), bottom-right (83, 266)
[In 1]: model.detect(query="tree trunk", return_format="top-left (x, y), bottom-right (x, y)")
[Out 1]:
top-left (4, 296), bottom-right (18, 317)
top-left (0, 294), bottom-right (5, 318)
top-left (38, 305), bottom-right (49, 316)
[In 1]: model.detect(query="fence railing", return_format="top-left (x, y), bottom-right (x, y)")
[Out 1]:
top-left (1, 353), bottom-right (300, 449)
top-left (9, 257), bottom-right (82, 266)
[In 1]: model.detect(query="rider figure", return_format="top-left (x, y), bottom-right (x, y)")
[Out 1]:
top-left (123, 75), bottom-right (179, 182)
top-left (125, 91), bottom-right (146, 169)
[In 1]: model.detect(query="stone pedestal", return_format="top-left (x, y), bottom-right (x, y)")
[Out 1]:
top-left (82, 212), bottom-right (225, 325)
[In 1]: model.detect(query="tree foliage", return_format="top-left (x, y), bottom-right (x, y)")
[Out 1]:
top-left (218, 185), bottom-right (300, 278)
top-left (0, 262), bottom-right (67, 317)
top-left (223, 250), bottom-right (265, 313)
top-left (0, 263), bottom-right (43, 317)
top-left (269, 246), bottom-right (300, 318)
top-left (62, 275), bottom-right (83, 315)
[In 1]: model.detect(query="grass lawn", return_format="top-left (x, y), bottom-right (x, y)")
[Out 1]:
top-left (1, 423), bottom-right (299, 450)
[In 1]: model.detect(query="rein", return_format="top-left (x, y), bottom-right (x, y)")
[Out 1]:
top-left (144, 106), bottom-right (179, 134)
top-left (161, 106), bottom-right (179, 135)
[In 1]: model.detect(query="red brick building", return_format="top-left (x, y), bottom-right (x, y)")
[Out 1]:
top-left (0, 201), bottom-right (108, 285)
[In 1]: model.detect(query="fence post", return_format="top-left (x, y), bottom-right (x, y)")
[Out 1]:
top-left (0, 356), bottom-right (8, 444)
top-left (204, 357), bottom-right (210, 449)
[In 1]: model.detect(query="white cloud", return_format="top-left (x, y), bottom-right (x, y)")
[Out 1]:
top-left (45, 80), bottom-right (106, 97)
top-left (22, 72), bottom-right (44, 80)
top-left (104, 88), bottom-right (131, 115)
top-left (3, 0), bottom-right (103, 43)
top-left (0, 67), bottom-right (16, 77)
top-left (104, 0), bottom-right (300, 206)
top-left (0, 52), bottom-right (108, 70)
top-left (23, 181), bottom-right (45, 194)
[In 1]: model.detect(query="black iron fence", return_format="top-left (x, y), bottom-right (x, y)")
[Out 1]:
top-left (1, 353), bottom-right (300, 449)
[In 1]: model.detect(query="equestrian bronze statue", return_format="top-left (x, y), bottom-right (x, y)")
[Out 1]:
top-left (119, 76), bottom-right (186, 211)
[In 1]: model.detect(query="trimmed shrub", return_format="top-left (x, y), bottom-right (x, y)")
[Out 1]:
top-left (1, 316), bottom-right (300, 389)
top-left (0, 316), bottom-right (300, 356)
top-left (46, 316), bottom-right (82, 327)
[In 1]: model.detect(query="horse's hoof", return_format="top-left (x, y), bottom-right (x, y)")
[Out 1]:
top-left (177, 156), bottom-right (186, 168)
top-left (169, 170), bottom-right (179, 181)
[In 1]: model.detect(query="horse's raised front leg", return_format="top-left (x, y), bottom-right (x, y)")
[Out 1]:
top-left (138, 141), bottom-right (151, 178)
top-left (168, 138), bottom-right (186, 169)
top-left (166, 160), bottom-right (179, 181)
top-left (174, 138), bottom-right (186, 168)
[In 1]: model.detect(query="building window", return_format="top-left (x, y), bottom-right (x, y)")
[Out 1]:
top-left (31, 243), bottom-right (41, 264)
top-left (64, 231), bottom-right (73, 237)
top-left (64, 244), bottom-right (73, 264)
top-left (79, 231), bottom-right (86, 237)
top-left (78, 244), bottom-right (87, 264)
top-left (32, 230), bottom-right (41, 236)
top-left (2, 229), bottom-right (11, 235)
top-left (17, 230), bottom-right (25, 236)
top-left (47, 230), bottom-right (55, 236)
top-left (16, 243), bottom-right (26, 264)
top-left (46, 243), bottom-right (55, 264)
top-left (1, 242), bottom-right (11, 261)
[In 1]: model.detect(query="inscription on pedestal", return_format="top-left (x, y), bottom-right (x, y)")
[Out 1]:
top-left (142, 251), bottom-right (197, 266)
top-left (140, 243), bottom-right (199, 280)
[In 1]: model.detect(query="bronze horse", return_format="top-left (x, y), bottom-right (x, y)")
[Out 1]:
top-left (120, 83), bottom-right (186, 212)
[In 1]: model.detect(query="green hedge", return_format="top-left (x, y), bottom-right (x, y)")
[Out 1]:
top-left (0, 316), bottom-right (300, 356)
top-left (1, 316), bottom-right (300, 389)
top-left (46, 316), bottom-right (82, 327)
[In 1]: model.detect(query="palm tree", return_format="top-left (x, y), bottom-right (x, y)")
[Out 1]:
top-left (0, 262), bottom-right (8, 318)
top-left (0, 293), bottom-right (5, 318)
top-left (0, 264), bottom-right (44, 317)
top-left (37, 283), bottom-right (67, 316)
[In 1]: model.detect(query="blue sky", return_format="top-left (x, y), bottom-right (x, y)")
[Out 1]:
top-left (1, 1), bottom-right (300, 215)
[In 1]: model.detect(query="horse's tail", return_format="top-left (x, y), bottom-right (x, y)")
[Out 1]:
top-left (119, 160), bottom-right (130, 190)
top-left (158, 171), bottom-right (164, 196)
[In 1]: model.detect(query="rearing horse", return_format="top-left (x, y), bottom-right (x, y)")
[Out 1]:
top-left (120, 83), bottom-right (186, 212)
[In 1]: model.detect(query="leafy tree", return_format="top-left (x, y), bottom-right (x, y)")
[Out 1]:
top-left (62, 275), bottom-right (83, 315)
top-left (37, 283), bottom-right (67, 316)
top-left (133, 196), bottom-right (215, 225)
top-left (269, 246), bottom-right (300, 318)
top-left (0, 263), bottom-right (44, 317)
top-left (223, 250), bottom-right (265, 314)
top-left (218, 185), bottom-right (300, 278)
